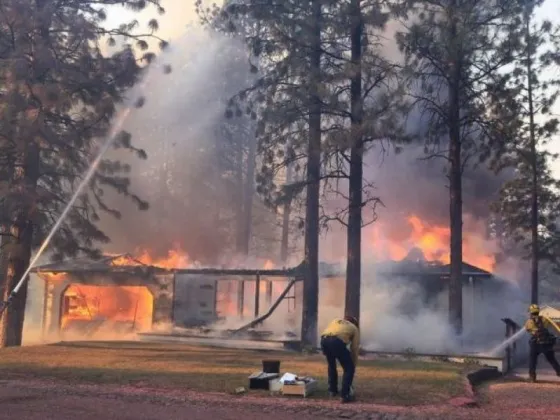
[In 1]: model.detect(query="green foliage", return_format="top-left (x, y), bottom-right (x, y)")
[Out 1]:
top-left (394, 0), bottom-right (528, 331)
top-left (198, 0), bottom-right (409, 228)
top-left (395, 0), bottom-right (525, 161)
top-left (490, 2), bottom-right (560, 270)
top-left (0, 0), bottom-right (167, 261)
top-left (492, 152), bottom-right (560, 259)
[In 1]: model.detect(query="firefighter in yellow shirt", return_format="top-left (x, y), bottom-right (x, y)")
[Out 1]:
top-left (320, 315), bottom-right (360, 403)
top-left (524, 304), bottom-right (560, 382)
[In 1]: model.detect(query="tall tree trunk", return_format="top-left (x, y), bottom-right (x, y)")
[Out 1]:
top-left (345, 0), bottom-right (363, 322)
top-left (301, 0), bottom-right (322, 349)
top-left (525, 10), bottom-right (539, 305)
top-left (0, 0), bottom-right (47, 346)
top-left (0, 144), bottom-right (40, 347)
top-left (448, 8), bottom-right (463, 335)
top-left (241, 130), bottom-right (257, 256)
top-left (234, 129), bottom-right (246, 254)
top-left (280, 157), bottom-right (293, 264)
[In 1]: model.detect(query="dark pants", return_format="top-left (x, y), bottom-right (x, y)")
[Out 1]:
top-left (320, 335), bottom-right (355, 397)
top-left (529, 341), bottom-right (560, 378)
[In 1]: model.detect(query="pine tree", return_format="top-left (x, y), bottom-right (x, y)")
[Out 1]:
top-left (0, 0), bottom-right (167, 347)
top-left (316, 0), bottom-right (408, 323)
top-left (199, 0), bottom-right (334, 347)
top-left (491, 1), bottom-right (560, 303)
top-left (201, 0), bottom-right (408, 332)
top-left (395, 0), bottom-right (526, 334)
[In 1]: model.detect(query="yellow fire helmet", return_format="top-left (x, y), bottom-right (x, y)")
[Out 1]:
top-left (529, 304), bottom-right (540, 314)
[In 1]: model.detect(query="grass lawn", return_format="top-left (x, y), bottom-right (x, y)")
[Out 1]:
top-left (0, 341), bottom-right (466, 406)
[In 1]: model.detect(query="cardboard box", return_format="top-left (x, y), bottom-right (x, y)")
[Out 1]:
top-left (281, 379), bottom-right (318, 397)
top-left (268, 378), bottom-right (282, 394)
top-left (248, 372), bottom-right (279, 390)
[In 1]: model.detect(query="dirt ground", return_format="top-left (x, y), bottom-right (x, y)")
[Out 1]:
top-left (1, 377), bottom-right (560, 420)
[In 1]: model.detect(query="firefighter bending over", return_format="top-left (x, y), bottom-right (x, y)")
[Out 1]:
top-left (524, 304), bottom-right (560, 382)
top-left (320, 315), bottom-right (360, 403)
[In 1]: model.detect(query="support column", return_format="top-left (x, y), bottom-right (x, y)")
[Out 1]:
top-left (237, 281), bottom-right (245, 318)
top-left (254, 274), bottom-right (261, 318)
top-left (41, 278), bottom-right (49, 340)
top-left (266, 280), bottom-right (273, 306)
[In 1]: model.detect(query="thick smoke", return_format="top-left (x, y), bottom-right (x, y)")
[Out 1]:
top-left (311, 263), bottom-right (528, 354)
top-left (314, 19), bottom-right (527, 353)
top-left (98, 28), bottom-right (273, 264)
top-left (23, 8), bottom-right (534, 353)
top-left (98, 19), bottom-right (527, 353)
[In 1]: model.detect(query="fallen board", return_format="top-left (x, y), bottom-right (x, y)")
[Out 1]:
top-left (282, 380), bottom-right (318, 398)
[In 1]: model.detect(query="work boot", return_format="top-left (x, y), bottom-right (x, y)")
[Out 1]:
top-left (341, 394), bottom-right (355, 404)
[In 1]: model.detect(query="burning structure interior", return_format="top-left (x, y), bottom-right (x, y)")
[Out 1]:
top-left (33, 254), bottom-right (302, 340)
top-left (31, 251), bottom-right (510, 344)
top-left (320, 256), bottom-right (511, 339)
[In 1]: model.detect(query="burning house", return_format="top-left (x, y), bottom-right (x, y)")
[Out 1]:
top-left (30, 241), bottom-right (513, 349)
top-left (320, 252), bottom-right (514, 342)
top-left (34, 255), bottom-right (173, 339)
top-left (32, 254), bottom-right (300, 340)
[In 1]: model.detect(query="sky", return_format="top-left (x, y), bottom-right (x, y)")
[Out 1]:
top-left (107, 0), bottom-right (560, 176)
top-left (536, 1), bottom-right (560, 178)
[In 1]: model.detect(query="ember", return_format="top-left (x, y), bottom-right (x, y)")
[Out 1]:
top-left (367, 214), bottom-right (496, 272)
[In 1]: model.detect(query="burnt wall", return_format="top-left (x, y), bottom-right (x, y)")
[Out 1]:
top-left (148, 274), bottom-right (175, 326)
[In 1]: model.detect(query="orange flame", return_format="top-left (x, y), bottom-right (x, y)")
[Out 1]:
top-left (110, 244), bottom-right (191, 269)
top-left (263, 260), bottom-right (275, 269)
top-left (110, 246), bottom-right (278, 271)
top-left (60, 284), bottom-right (154, 333)
top-left (367, 214), bottom-right (496, 272)
top-left (134, 247), bottom-right (191, 269)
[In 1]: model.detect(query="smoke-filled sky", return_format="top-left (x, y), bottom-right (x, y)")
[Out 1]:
top-left (98, 28), bottom-right (255, 263)
top-left (103, 0), bottom-right (560, 179)
top-left (100, 0), bottom-right (560, 272)
top-left (106, 0), bottom-right (560, 172)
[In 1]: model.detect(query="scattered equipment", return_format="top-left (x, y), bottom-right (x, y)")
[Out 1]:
top-left (281, 376), bottom-right (318, 397)
top-left (246, 360), bottom-right (317, 397)
top-left (248, 360), bottom-right (281, 390)
top-left (248, 372), bottom-right (279, 390)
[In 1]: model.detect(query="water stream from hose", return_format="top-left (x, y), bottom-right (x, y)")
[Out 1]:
top-left (483, 328), bottom-right (527, 357)
top-left (0, 62), bottom-right (160, 316)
